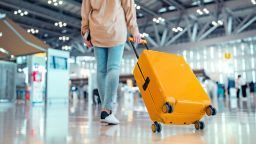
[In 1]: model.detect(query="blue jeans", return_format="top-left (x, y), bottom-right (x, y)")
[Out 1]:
top-left (94, 44), bottom-right (124, 110)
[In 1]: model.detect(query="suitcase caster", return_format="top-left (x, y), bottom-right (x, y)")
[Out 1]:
top-left (206, 105), bottom-right (217, 116)
top-left (162, 102), bottom-right (173, 113)
top-left (151, 122), bottom-right (162, 133)
top-left (194, 121), bottom-right (204, 130)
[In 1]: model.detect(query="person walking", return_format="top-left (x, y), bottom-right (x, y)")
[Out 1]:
top-left (81, 0), bottom-right (141, 125)
top-left (236, 75), bottom-right (242, 98)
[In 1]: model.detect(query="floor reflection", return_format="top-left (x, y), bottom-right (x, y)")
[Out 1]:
top-left (1, 91), bottom-right (256, 144)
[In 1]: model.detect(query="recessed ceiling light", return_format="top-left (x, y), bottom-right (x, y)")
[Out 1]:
top-left (24, 11), bottom-right (28, 15)
top-left (54, 21), bottom-right (67, 28)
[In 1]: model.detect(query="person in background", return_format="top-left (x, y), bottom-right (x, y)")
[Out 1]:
top-left (204, 76), bottom-right (218, 100)
top-left (236, 75), bottom-right (241, 98)
top-left (249, 81), bottom-right (255, 97)
top-left (81, 0), bottom-right (141, 125)
top-left (236, 75), bottom-right (246, 99)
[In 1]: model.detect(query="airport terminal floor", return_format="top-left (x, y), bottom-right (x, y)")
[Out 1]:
top-left (1, 91), bottom-right (256, 144)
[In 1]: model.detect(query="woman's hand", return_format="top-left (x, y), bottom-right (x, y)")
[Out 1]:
top-left (84, 39), bottom-right (93, 48)
top-left (133, 34), bottom-right (141, 43)
top-left (83, 30), bottom-right (93, 48)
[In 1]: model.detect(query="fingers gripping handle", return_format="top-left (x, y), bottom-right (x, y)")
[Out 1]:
top-left (128, 37), bottom-right (149, 59)
top-left (128, 37), bottom-right (147, 44)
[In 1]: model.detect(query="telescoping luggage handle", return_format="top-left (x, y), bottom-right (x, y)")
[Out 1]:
top-left (128, 37), bottom-right (149, 59)
top-left (128, 37), bottom-right (150, 91)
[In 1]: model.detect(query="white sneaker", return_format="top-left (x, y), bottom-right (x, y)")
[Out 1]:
top-left (102, 114), bottom-right (120, 125)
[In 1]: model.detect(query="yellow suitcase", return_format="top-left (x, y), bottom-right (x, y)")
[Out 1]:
top-left (128, 37), bottom-right (217, 133)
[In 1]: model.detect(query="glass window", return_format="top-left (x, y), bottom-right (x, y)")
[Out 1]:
top-left (203, 61), bottom-right (207, 70)
top-left (252, 58), bottom-right (255, 69)
top-left (183, 50), bottom-right (187, 57)
top-left (253, 71), bottom-right (256, 82)
top-left (197, 62), bottom-right (200, 69)
top-left (211, 62), bottom-right (215, 72)
top-left (210, 47), bottom-right (214, 59)
top-left (233, 46), bottom-right (237, 57)
top-left (250, 43), bottom-right (254, 55)
top-left (190, 51), bottom-right (193, 60)
top-left (203, 49), bottom-right (207, 59)
top-left (242, 59), bottom-right (246, 70)
top-left (234, 59), bottom-right (237, 71)
top-left (243, 72), bottom-right (246, 82)
top-left (220, 74), bottom-right (223, 83)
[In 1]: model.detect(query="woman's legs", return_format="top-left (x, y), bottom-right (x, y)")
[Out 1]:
top-left (94, 47), bottom-right (108, 106)
top-left (94, 44), bottom-right (124, 110)
top-left (103, 44), bottom-right (124, 110)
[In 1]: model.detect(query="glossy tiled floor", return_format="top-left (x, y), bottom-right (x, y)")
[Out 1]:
top-left (1, 92), bottom-right (256, 144)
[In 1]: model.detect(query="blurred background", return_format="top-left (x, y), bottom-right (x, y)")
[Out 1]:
top-left (0, 0), bottom-right (256, 144)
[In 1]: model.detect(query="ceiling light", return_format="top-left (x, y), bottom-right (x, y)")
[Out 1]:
top-left (138, 13), bottom-right (143, 17)
top-left (24, 11), bottom-right (28, 15)
top-left (177, 27), bottom-right (183, 31)
top-left (62, 45), bottom-right (72, 51)
top-left (27, 28), bottom-right (39, 34)
top-left (218, 20), bottom-right (223, 25)
top-left (203, 8), bottom-right (209, 14)
top-left (172, 28), bottom-right (177, 32)
top-left (54, 21), bottom-right (67, 28)
top-left (59, 36), bottom-right (70, 42)
top-left (0, 48), bottom-right (9, 54)
top-left (197, 8), bottom-right (210, 15)
top-left (153, 17), bottom-right (165, 24)
top-left (141, 33), bottom-right (149, 38)
top-left (14, 10), bottom-right (29, 16)
top-left (159, 8), bottom-right (167, 13)
top-left (252, 0), bottom-right (256, 5)
top-left (0, 32), bottom-right (2, 37)
top-left (211, 20), bottom-right (223, 27)
top-left (172, 26), bottom-right (183, 32)
top-left (196, 9), bottom-right (203, 15)
top-left (212, 21), bottom-right (218, 26)
top-left (48, 0), bottom-right (63, 6)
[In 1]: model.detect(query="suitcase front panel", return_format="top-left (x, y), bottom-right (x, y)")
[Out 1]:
top-left (133, 50), bottom-right (212, 124)
top-left (133, 64), bottom-right (162, 122)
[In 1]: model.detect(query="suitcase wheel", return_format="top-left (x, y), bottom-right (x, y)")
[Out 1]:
top-left (194, 121), bottom-right (204, 130)
top-left (206, 105), bottom-right (217, 116)
top-left (162, 102), bottom-right (173, 113)
top-left (152, 122), bottom-right (162, 133)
